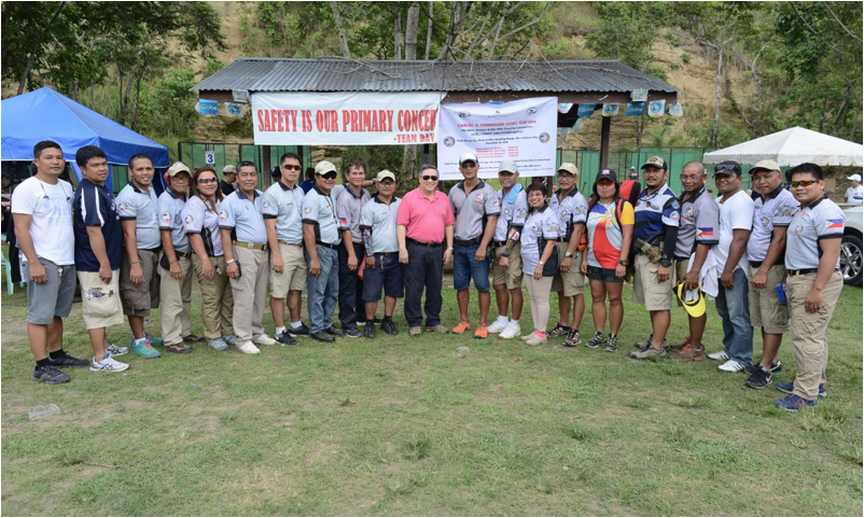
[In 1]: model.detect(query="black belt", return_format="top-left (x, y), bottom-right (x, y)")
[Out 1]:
top-left (492, 241), bottom-right (506, 247)
top-left (377, 252), bottom-right (398, 257)
top-left (278, 241), bottom-right (303, 247)
top-left (407, 238), bottom-right (441, 248)
top-left (315, 241), bottom-right (338, 250)
top-left (140, 247), bottom-right (162, 253)
top-left (454, 237), bottom-right (482, 247)
top-left (788, 268), bottom-right (839, 276)
top-left (750, 260), bottom-right (763, 268)
top-left (176, 251), bottom-right (192, 258)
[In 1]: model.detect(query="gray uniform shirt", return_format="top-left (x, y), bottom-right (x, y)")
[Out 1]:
top-left (116, 183), bottom-right (161, 249)
top-left (182, 196), bottom-right (224, 257)
top-left (219, 189), bottom-right (267, 244)
top-left (261, 181), bottom-right (305, 244)
top-left (748, 186), bottom-right (798, 262)
top-left (494, 187), bottom-right (528, 242)
top-left (359, 196), bottom-right (401, 254)
top-left (785, 196), bottom-right (844, 271)
top-left (302, 185), bottom-right (341, 245)
top-left (158, 189), bottom-right (191, 253)
top-left (675, 186), bottom-right (720, 259)
top-left (549, 188), bottom-right (589, 241)
top-left (336, 186), bottom-right (371, 244)
top-left (449, 180), bottom-right (501, 241)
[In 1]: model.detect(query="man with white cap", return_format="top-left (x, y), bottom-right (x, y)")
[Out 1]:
top-left (449, 152), bottom-right (501, 339)
top-left (488, 160), bottom-right (528, 339)
top-left (743, 159), bottom-right (798, 389)
top-left (220, 165), bottom-right (236, 197)
top-left (844, 174), bottom-right (863, 204)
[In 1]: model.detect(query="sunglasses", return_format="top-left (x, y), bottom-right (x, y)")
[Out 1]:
top-left (596, 179), bottom-right (615, 186)
top-left (171, 176), bottom-right (190, 182)
top-left (790, 179), bottom-right (817, 188)
top-left (460, 162), bottom-right (477, 168)
top-left (282, 164), bottom-right (301, 171)
top-left (197, 178), bottom-right (218, 184)
top-left (319, 172), bottom-right (338, 180)
top-left (421, 175), bottom-right (438, 181)
top-left (714, 164), bottom-right (740, 175)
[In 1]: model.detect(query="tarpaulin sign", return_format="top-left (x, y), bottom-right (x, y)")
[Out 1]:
top-left (252, 92), bottom-right (445, 146)
top-left (437, 97), bottom-right (558, 180)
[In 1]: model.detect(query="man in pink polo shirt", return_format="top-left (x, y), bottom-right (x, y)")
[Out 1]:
top-left (397, 164), bottom-right (455, 336)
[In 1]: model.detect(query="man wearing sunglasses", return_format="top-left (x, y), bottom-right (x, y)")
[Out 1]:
top-left (336, 160), bottom-right (372, 338)
top-left (397, 164), bottom-right (455, 336)
top-left (774, 163), bottom-right (844, 411)
top-left (448, 152), bottom-right (501, 339)
top-left (302, 161), bottom-right (346, 342)
top-left (743, 160), bottom-right (798, 389)
top-left (706, 160), bottom-right (755, 373)
top-left (262, 152), bottom-right (307, 346)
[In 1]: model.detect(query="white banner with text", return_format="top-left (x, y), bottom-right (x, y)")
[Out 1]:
top-left (436, 97), bottom-right (558, 180)
top-left (252, 92), bottom-right (445, 146)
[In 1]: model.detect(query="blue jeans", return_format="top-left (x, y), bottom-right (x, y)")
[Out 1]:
top-left (453, 243), bottom-right (491, 291)
top-left (715, 267), bottom-right (753, 366)
top-left (306, 246), bottom-right (339, 333)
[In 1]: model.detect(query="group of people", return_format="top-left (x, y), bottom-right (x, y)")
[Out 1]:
top-left (13, 141), bottom-right (846, 412)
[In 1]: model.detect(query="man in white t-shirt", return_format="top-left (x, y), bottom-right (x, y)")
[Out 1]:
top-left (843, 174), bottom-right (863, 204)
top-left (11, 141), bottom-right (90, 384)
top-left (706, 161), bottom-right (755, 373)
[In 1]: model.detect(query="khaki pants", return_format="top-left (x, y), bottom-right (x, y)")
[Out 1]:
top-left (78, 270), bottom-right (124, 330)
top-left (492, 243), bottom-right (523, 290)
top-left (229, 247), bottom-right (270, 343)
top-left (550, 245), bottom-right (586, 296)
top-left (632, 254), bottom-right (673, 311)
top-left (160, 255), bottom-right (193, 346)
top-left (748, 264), bottom-right (790, 334)
top-left (788, 271), bottom-right (842, 401)
top-left (193, 255), bottom-right (234, 339)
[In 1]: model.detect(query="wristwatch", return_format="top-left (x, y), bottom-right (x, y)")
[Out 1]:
top-left (660, 259), bottom-right (672, 267)
top-left (564, 251), bottom-right (573, 258)
top-left (618, 259), bottom-right (629, 267)
top-left (538, 261), bottom-right (545, 266)
top-left (502, 251), bottom-right (510, 258)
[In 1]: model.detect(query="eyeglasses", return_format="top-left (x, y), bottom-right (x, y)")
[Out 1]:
top-left (421, 175), bottom-right (438, 181)
top-left (171, 176), bottom-right (190, 182)
top-left (680, 175), bottom-right (703, 181)
top-left (714, 164), bottom-right (740, 175)
top-left (282, 164), bottom-right (301, 171)
top-left (197, 178), bottom-right (218, 184)
top-left (379, 180), bottom-right (395, 186)
top-left (238, 172), bottom-right (258, 178)
top-left (790, 179), bottom-right (817, 188)
top-left (319, 172), bottom-right (338, 180)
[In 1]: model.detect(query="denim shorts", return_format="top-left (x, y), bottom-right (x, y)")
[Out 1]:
top-left (362, 253), bottom-right (404, 301)
top-left (453, 243), bottom-right (491, 291)
top-left (586, 265), bottom-right (625, 283)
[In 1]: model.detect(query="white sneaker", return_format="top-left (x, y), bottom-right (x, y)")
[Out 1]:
top-left (252, 334), bottom-right (277, 346)
top-left (237, 341), bottom-right (261, 354)
top-left (499, 321), bottom-right (521, 339)
top-left (521, 333), bottom-right (534, 342)
top-left (718, 359), bottom-right (745, 372)
top-left (707, 350), bottom-right (729, 361)
top-left (524, 334), bottom-right (548, 346)
top-left (487, 320), bottom-right (508, 335)
top-left (90, 355), bottom-right (129, 372)
top-left (105, 342), bottom-right (129, 357)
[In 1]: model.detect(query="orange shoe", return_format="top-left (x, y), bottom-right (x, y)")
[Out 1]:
top-left (452, 321), bottom-right (471, 334)
top-left (671, 335), bottom-right (691, 351)
top-left (671, 342), bottom-right (706, 362)
top-left (474, 324), bottom-right (488, 339)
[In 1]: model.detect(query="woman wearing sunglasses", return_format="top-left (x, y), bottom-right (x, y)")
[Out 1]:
top-left (580, 169), bottom-right (634, 352)
top-left (182, 166), bottom-right (235, 351)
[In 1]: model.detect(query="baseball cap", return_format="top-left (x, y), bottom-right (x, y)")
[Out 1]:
top-left (676, 282), bottom-right (706, 318)
top-left (848, 174), bottom-right (862, 182)
top-left (713, 160), bottom-right (742, 177)
top-left (375, 170), bottom-right (396, 182)
top-left (595, 168), bottom-right (618, 184)
top-left (498, 160), bottom-right (518, 173)
top-left (314, 161), bottom-right (337, 176)
top-left (557, 162), bottom-right (578, 176)
top-left (222, 165), bottom-right (236, 174)
top-left (167, 161), bottom-right (192, 177)
top-left (641, 156), bottom-right (668, 171)
top-left (748, 159), bottom-right (780, 175)
top-left (459, 152), bottom-right (479, 165)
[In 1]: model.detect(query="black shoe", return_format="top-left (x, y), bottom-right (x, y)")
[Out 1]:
top-left (311, 331), bottom-right (335, 343)
top-left (290, 323), bottom-right (311, 335)
top-left (326, 326), bottom-right (345, 337)
top-left (744, 367), bottom-right (772, 389)
top-left (275, 331), bottom-right (299, 346)
top-left (47, 353), bottom-right (90, 368)
top-left (364, 323), bottom-right (376, 339)
top-left (182, 334), bottom-right (205, 344)
top-left (381, 320), bottom-right (399, 336)
top-left (344, 328), bottom-right (363, 338)
top-left (32, 365), bottom-right (70, 384)
top-left (745, 361), bottom-right (782, 375)
top-left (547, 323), bottom-right (571, 337)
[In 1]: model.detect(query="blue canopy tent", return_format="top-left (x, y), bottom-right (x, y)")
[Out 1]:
top-left (1, 87), bottom-right (170, 193)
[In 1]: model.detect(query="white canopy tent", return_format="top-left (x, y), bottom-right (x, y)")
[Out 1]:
top-left (702, 126), bottom-right (863, 167)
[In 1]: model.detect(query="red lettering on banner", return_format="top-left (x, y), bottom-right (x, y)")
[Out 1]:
top-left (397, 109), bottom-right (437, 132)
top-left (273, 109), bottom-right (283, 132)
top-left (302, 110), bottom-right (313, 132)
top-left (316, 110), bottom-right (339, 132)
top-left (257, 110), bottom-right (266, 132)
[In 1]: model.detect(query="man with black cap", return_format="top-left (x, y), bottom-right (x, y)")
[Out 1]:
top-left (448, 152), bottom-right (500, 339)
top-left (629, 156), bottom-right (680, 360)
top-left (743, 159), bottom-right (798, 389)
top-left (706, 160), bottom-right (755, 373)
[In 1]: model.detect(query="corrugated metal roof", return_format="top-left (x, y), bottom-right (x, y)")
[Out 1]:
top-left (193, 58), bottom-right (678, 94)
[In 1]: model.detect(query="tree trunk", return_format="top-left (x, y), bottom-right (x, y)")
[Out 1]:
top-left (330, 2), bottom-right (351, 58)
top-left (405, 2), bottom-right (420, 60)
top-left (72, 79), bottom-right (79, 103)
top-left (424, 1), bottom-right (433, 60)
top-left (831, 73), bottom-right (851, 136)
top-left (394, 11), bottom-right (402, 60)
top-left (711, 44), bottom-right (723, 148)
top-left (18, 2), bottom-right (65, 95)
top-left (437, 2), bottom-right (467, 60)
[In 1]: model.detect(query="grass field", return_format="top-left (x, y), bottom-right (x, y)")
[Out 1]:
top-left (1, 267), bottom-right (861, 516)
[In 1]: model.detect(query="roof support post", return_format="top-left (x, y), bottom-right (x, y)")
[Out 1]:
top-left (263, 145), bottom-right (271, 188)
top-left (600, 116), bottom-right (611, 170)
